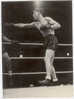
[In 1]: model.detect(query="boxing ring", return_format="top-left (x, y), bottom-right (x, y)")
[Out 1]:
top-left (3, 42), bottom-right (73, 83)
top-left (2, 0), bottom-right (73, 97)
top-left (3, 42), bottom-right (73, 98)
top-left (3, 85), bottom-right (73, 97)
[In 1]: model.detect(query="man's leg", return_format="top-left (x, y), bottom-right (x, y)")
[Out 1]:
top-left (45, 49), bottom-right (58, 80)
top-left (39, 49), bottom-right (58, 85)
top-left (49, 52), bottom-right (58, 82)
top-left (44, 49), bottom-right (52, 80)
top-left (38, 49), bottom-right (51, 85)
top-left (3, 52), bottom-right (13, 87)
top-left (39, 49), bottom-right (54, 85)
top-left (3, 52), bottom-right (12, 73)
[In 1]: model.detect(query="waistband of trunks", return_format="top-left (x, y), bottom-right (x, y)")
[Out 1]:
top-left (44, 34), bottom-right (55, 38)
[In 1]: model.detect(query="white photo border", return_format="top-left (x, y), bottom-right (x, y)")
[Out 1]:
top-left (0, 0), bottom-right (74, 99)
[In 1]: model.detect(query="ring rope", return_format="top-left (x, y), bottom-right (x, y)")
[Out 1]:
top-left (3, 42), bottom-right (72, 46)
top-left (3, 71), bottom-right (73, 75)
top-left (10, 57), bottom-right (72, 60)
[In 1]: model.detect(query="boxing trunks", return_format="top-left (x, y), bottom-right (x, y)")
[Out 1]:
top-left (44, 34), bottom-right (58, 51)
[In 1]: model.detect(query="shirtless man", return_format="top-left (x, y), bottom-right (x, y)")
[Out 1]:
top-left (11, 9), bottom-right (61, 85)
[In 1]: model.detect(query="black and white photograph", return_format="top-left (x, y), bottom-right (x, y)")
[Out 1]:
top-left (1, 0), bottom-right (73, 98)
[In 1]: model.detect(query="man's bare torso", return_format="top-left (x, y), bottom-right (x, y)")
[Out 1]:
top-left (34, 17), bottom-right (55, 37)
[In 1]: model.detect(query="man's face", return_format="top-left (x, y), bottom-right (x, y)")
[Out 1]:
top-left (33, 10), bottom-right (39, 20)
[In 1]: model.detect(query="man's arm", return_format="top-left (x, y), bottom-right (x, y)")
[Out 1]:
top-left (5, 22), bottom-right (35, 28)
top-left (46, 17), bottom-right (61, 29)
top-left (50, 21), bottom-right (61, 30)
top-left (13, 22), bottom-right (35, 28)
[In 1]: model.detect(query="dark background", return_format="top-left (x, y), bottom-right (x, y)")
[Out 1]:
top-left (2, 1), bottom-right (73, 88)
top-left (2, 1), bottom-right (72, 43)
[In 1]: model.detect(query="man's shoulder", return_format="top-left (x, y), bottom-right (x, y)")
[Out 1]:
top-left (32, 21), bottom-right (40, 25)
top-left (44, 17), bottom-right (55, 24)
top-left (44, 16), bottom-right (52, 20)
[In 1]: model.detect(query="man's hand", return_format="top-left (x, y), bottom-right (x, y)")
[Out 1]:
top-left (5, 23), bottom-right (14, 27)
top-left (13, 23), bottom-right (26, 27)
top-left (45, 17), bottom-right (61, 29)
top-left (3, 35), bottom-right (12, 42)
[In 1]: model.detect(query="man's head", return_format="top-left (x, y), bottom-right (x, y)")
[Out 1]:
top-left (33, 8), bottom-right (42, 20)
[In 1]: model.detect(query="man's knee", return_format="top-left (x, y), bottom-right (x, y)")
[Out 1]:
top-left (44, 56), bottom-right (54, 66)
top-left (44, 56), bottom-right (51, 65)
top-left (3, 52), bottom-right (10, 60)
